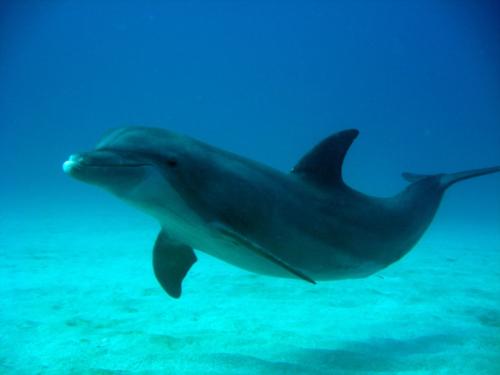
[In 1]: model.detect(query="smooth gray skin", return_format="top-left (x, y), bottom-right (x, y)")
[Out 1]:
top-left (63, 127), bottom-right (500, 298)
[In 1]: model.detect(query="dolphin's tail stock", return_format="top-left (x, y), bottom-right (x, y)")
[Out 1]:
top-left (402, 166), bottom-right (500, 190)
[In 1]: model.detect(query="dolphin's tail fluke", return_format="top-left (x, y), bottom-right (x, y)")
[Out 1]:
top-left (402, 166), bottom-right (500, 190)
top-left (439, 166), bottom-right (500, 189)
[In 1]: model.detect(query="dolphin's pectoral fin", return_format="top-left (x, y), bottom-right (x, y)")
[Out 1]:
top-left (212, 223), bottom-right (316, 284)
top-left (152, 229), bottom-right (197, 298)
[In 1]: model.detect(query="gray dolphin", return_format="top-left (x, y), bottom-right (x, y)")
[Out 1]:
top-left (63, 127), bottom-right (499, 298)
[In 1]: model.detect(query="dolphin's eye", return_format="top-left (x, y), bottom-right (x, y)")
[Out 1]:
top-left (166, 158), bottom-right (178, 167)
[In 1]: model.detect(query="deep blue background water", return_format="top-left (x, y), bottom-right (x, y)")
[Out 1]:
top-left (1, 1), bottom-right (499, 224)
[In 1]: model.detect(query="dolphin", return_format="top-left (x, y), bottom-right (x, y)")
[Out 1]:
top-left (63, 127), bottom-right (500, 298)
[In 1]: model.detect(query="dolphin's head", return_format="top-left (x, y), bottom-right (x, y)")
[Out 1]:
top-left (63, 127), bottom-right (207, 219)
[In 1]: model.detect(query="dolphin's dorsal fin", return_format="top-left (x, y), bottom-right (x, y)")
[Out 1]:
top-left (291, 129), bottom-right (359, 188)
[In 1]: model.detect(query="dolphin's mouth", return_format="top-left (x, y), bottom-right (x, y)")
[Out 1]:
top-left (62, 151), bottom-right (150, 174)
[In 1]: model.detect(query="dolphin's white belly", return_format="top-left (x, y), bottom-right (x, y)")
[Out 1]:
top-left (162, 209), bottom-right (383, 281)
top-left (163, 215), bottom-right (293, 277)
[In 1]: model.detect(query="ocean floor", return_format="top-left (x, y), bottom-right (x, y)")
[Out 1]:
top-left (1, 202), bottom-right (500, 374)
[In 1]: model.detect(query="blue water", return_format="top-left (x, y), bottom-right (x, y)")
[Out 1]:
top-left (1, 1), bottom-right (499, 374)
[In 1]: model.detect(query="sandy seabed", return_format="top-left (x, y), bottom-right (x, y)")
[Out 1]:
top-left (1, 204), bottom-right (499, 375)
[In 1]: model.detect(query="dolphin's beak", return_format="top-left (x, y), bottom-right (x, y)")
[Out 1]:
top-left (63, 150), bottom-right (150, 174)
top-left (62, 154), bottom-right (83, 174)
top-left (63, 150), bottom-right (151, 190)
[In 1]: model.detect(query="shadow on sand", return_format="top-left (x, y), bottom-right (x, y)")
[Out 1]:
top-left (209, 333), bottom-right (464, 375)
